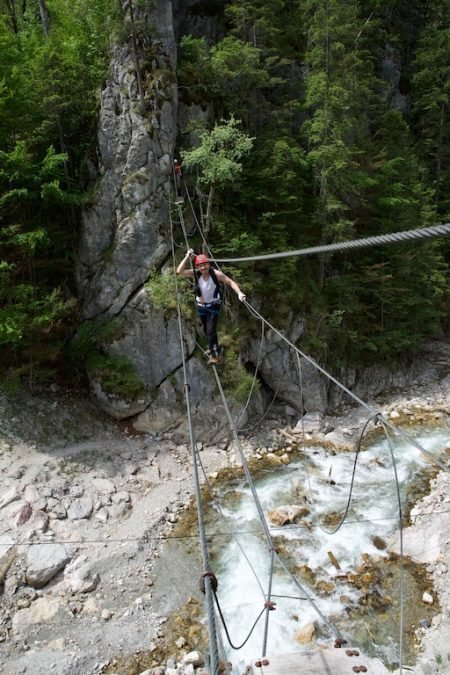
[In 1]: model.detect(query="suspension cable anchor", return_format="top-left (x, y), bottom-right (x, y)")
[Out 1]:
top-left (255, 659), bottom-right (270, 667)
top-left (199, 571), bottom-right (218, 594)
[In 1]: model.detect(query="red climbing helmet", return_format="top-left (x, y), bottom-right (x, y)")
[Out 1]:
top-left (194, 254), bottom-right (210, 267)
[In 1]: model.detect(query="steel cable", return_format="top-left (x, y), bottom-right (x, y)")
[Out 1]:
top-left (212, 222), bottom-right (450, 263)
top-left (377, 416), bottom-right (405, 675)
top-left (235, 318), bottom-right (266, 429)
top-left (169, 210), bottom-right (220, 674)
top-left (295, 351), bottom-right (380, 536)
top-left (168, 173), bottom-right (447, 667)
top-left (211, 363), bottom-right (344, 644)
top-left (243, 300), bottom-right (449, 473)
top-left (213, 591), bottom-right (266, 650)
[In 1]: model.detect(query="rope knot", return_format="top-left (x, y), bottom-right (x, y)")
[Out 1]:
top-left (264, 600), bottom-right (276, 611)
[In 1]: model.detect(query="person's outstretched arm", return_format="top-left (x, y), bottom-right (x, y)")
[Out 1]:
top-left (177, 249), bottom-right (195, 278)
top-left (216, 270), bottom-right (246, 302)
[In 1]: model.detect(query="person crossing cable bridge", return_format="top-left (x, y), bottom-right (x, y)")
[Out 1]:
top-left (176, 249), bottom-right (246, 364)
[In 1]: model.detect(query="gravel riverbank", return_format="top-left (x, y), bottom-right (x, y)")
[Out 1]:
top-left (0, 368), bottom-right (449, 674)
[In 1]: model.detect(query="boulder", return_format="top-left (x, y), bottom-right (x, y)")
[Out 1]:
top-left (294, 622), bottom-right (316, 644)
top-left (268, 505), bottom-right (310, 526)
top-left (12, 597), bottom-right (61, 632)
top-left (25, 543), bottom-right (71, 588)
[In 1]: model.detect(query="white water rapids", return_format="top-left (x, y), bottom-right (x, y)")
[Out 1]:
top-left (207, 426), bottom-right (450, 673)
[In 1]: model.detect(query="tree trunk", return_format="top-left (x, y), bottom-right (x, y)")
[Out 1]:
top-left (4, 0), bottom-right (19, 34)
top-left (37, 0), bottom-right (50, 36)
top-left (434, 101), bottom-right (445, 205)
top-left (204, 184), bottom-right (215, 240)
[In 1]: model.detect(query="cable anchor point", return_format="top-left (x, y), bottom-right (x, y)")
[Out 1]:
top-left (199, 570), bottom-right (218, 594)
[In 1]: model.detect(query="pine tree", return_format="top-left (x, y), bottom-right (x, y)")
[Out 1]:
top-left (410, 0), bottom-right (450, 217)
top-left (0, 0), bottom-right (118, 385)
top-left (302, 0), bottom-right (377, 286)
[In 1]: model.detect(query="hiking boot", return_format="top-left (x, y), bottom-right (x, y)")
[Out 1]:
top-left (208, 347), bottom-right (220, 364)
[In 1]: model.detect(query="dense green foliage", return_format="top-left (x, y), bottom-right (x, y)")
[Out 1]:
top-left (178, 0), bottom-right (450, 366)
top-left (1, 0), bottom-right (449, 390)
top-left (0, 0), bottom-right (119, 386)
top-left (70, 319), bottom-right (146, 398)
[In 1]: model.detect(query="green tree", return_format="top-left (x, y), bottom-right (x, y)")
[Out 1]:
top-left (181, 116), bottom-right (254, 237)
top-left (210, 36), bottom-right (269, 121)
top-left (302, 0), bottom-right (377, 267)
top-left (0, 0), bottom-right (118, 385)
top-left (410, 0), bottom-right (450, 217)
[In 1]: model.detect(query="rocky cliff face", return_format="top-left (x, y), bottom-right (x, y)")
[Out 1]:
top-left (77, 1), bottom-right (177, 320)
top-left (76, 2), bottom-right (180, 411)
top-left (76, 1), bottom-right (246, 440)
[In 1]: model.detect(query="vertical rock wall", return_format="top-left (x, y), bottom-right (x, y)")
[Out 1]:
top-left (75, 1), bottom-right (248, 439)
top-left (77, 3), bottom-right (177, 320)
top-left (76, 2), bottom-right (191, 418)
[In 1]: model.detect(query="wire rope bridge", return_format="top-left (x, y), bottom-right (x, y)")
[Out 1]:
top-left (169, 175), bottom-right (450, 674)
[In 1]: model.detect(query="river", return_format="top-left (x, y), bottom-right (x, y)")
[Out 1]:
top-left (206, 425), bottom-right (450, 672)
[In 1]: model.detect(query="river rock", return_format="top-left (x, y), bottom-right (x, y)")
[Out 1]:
top-left (0, 542), bottom-right (16, 585)
top-left (0, 486), bottom-right (20, 509)
top-left (69, 485), bottom-right (84, 498)
top-left (183, 651), bottom-right (204, 667)
top-left (25, 543), bottom-right (71, 588)
top-left (91, 477), bottom-right (116, 493)
top-left (14, 503), bottom-right (32, 526)
top-left (67, 496), bottom-right (93, 520)
top-left (293, 412), bottom-right (323, 433)
top-left (50, 500), bottom-right (67, 519)
top-left (109, 502), bottom-right (131, 518)
top-left (111, 490), bottom-right (130, 504)
top-left (294, 622), bottom-right (316, 644)
top-left (23, 484), bottom-right (41, 505)
top-left (95, 507), bottom-right (109, 523)
top-left (268, 505), bottom-right (310, 526)
top-left (422, 591), bottom-right (434, 605)
top-left (12, 597), bottom-right (61, 632)
top-left (64, 557), bottom-right (100, 593)
top-left (17, 508), bottom-right (49, 537)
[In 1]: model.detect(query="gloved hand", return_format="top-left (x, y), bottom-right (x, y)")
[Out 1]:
top-left (238, 292), bottom-right (246, 302)
top-left (187, 248), bottom-right (195, 258)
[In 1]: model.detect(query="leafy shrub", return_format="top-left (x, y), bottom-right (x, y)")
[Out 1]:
top-left (70, 318), bottom-right (146, 398)
top-left (147, 270), bottom-right (195, 320)
top-left (86, 353), bottom-right (146, 398)
top-left (219, 345), bottom-right (259, 404)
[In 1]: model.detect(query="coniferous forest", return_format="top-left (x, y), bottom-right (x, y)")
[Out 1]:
top-left (1, 0), bottom-right (449, 389)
